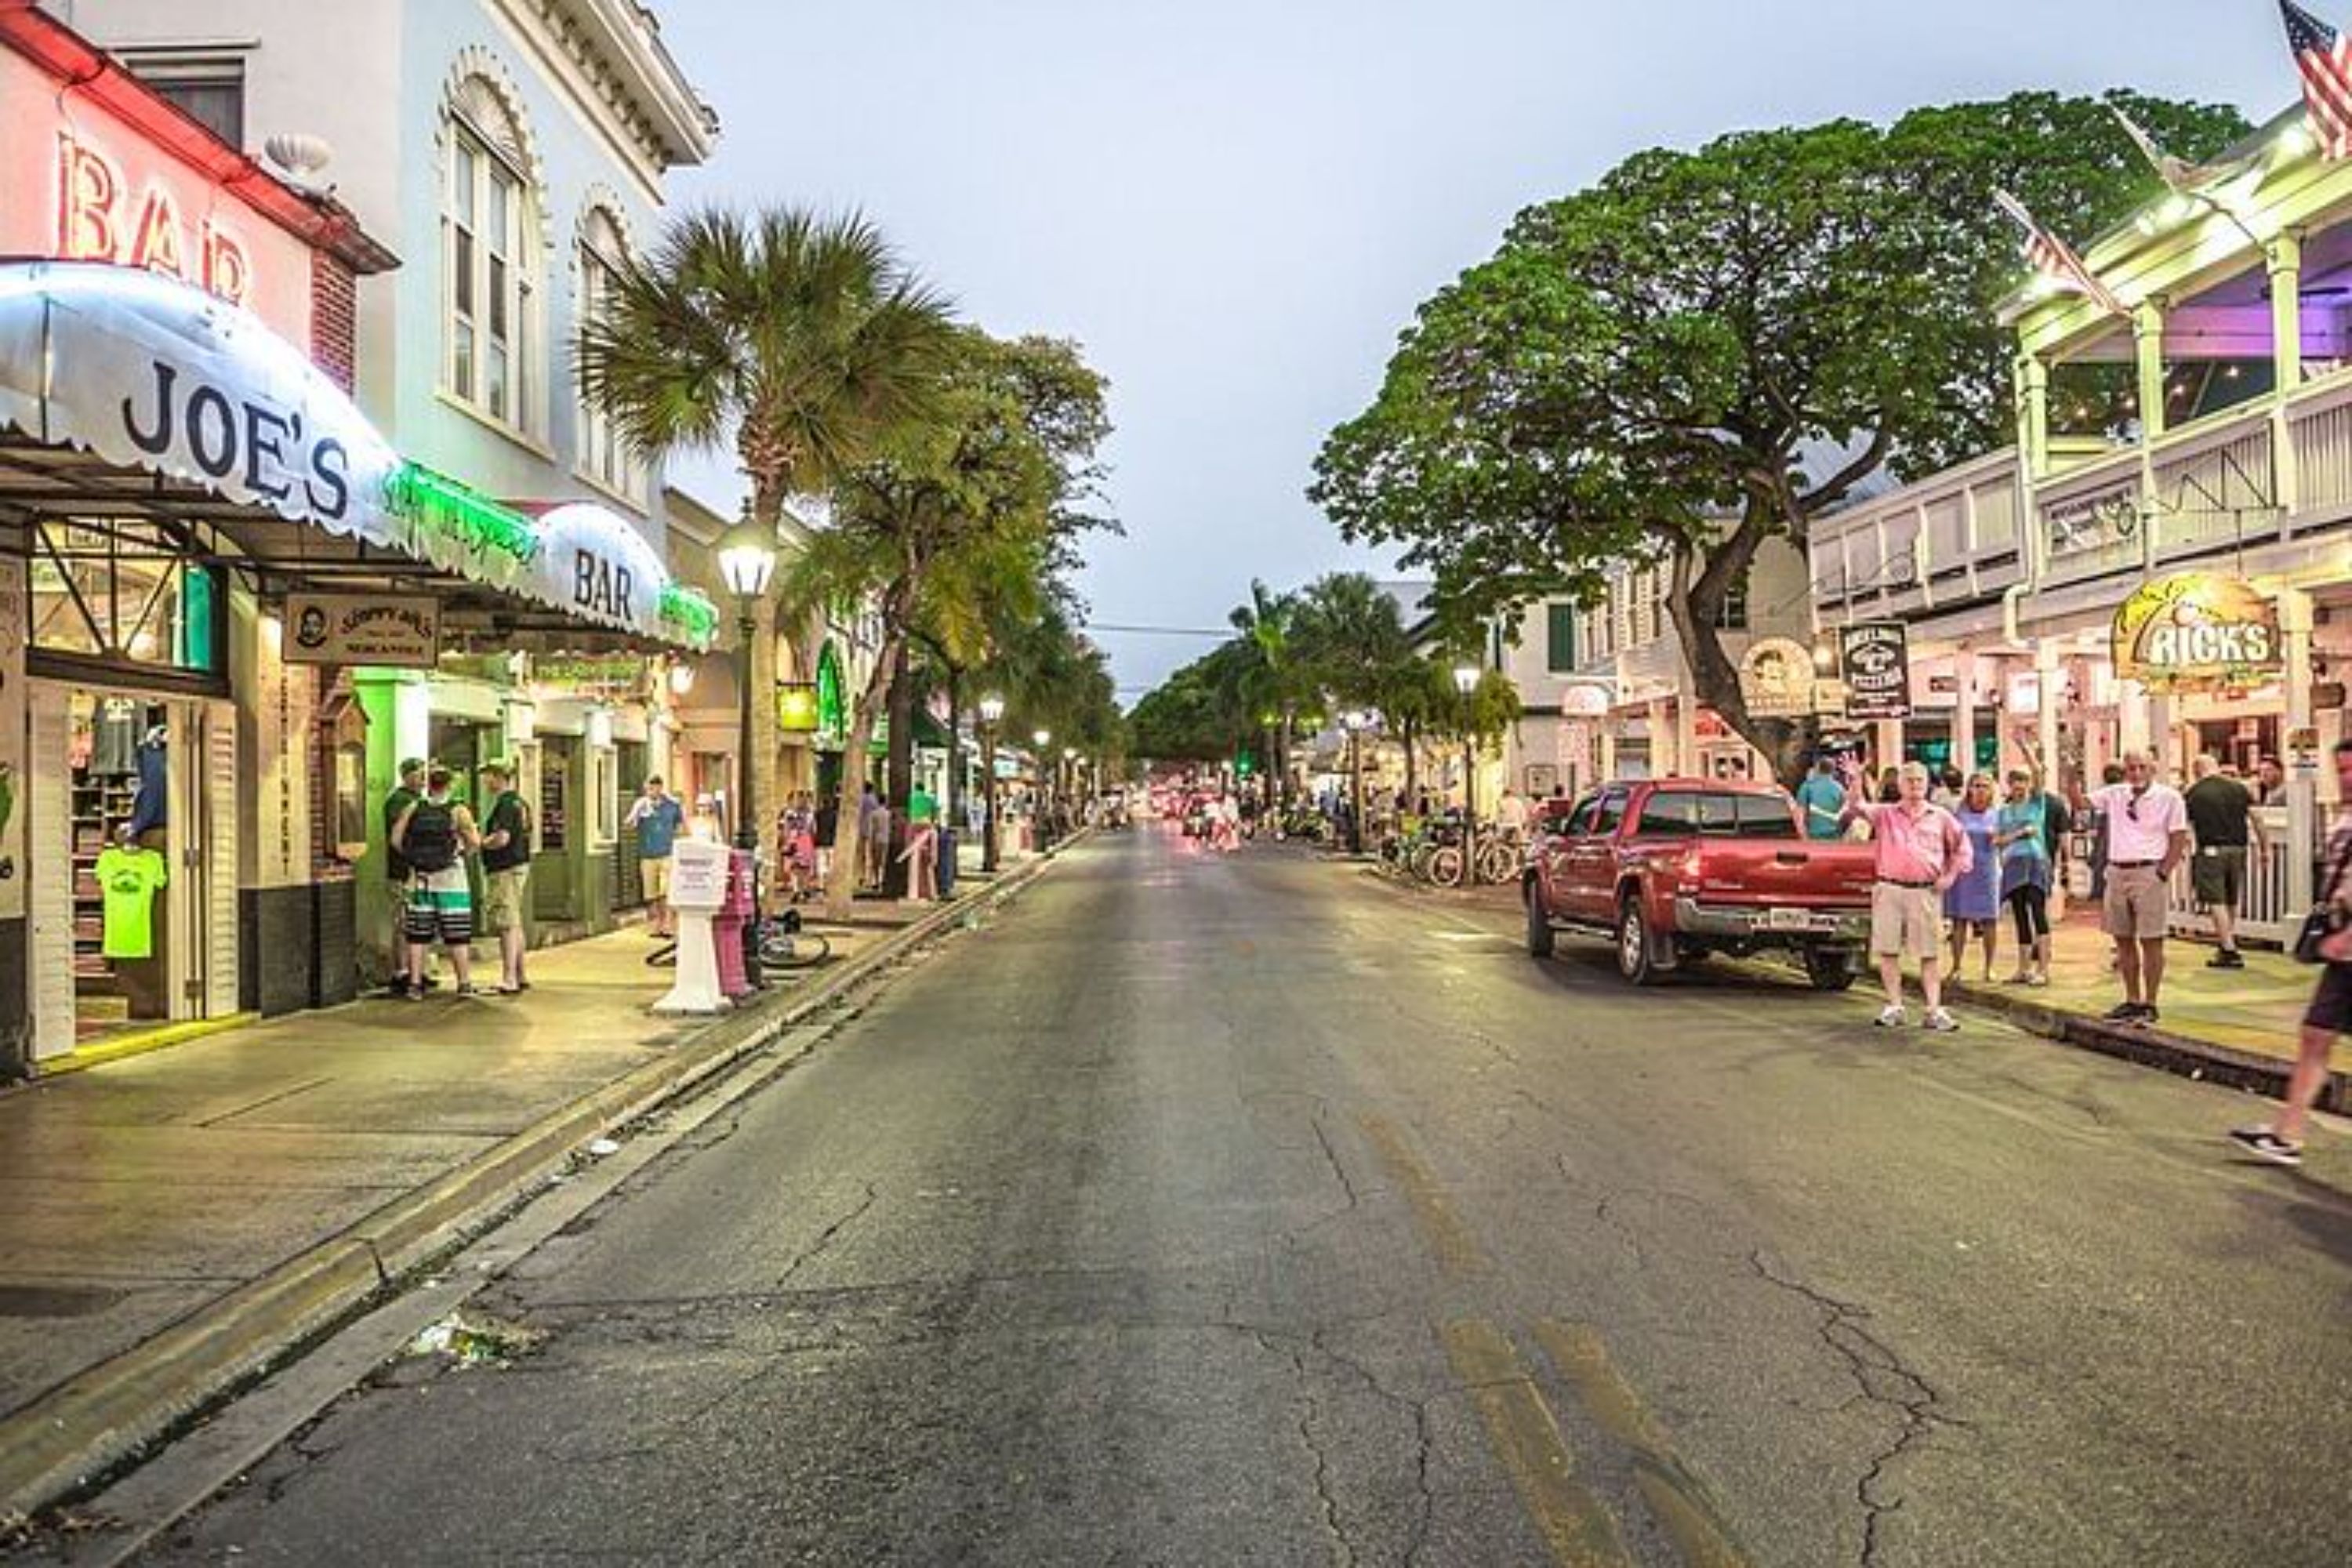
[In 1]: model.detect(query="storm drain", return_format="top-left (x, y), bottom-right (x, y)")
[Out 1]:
top-left (0, 1283), bottom-right (125, 1319)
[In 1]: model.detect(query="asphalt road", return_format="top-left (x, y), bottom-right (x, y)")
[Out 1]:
top-left (134, 827), bottom-right (2350, 1566)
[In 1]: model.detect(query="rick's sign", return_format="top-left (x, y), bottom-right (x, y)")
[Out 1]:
top-left (2111, 573), bottom-right (2281, 692)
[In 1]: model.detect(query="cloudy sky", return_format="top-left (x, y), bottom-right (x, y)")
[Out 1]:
top-left (660, 0), bottom-right (2296, 700)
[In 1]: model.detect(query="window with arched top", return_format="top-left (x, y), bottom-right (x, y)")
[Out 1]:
top-left (577, 204), bottom-right (640, 498)
top-left (443, 76), bottom-right (539, 432)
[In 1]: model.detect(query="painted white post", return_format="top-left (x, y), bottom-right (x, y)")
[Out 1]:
top-left (2270, 233), bottom-right (2303, 531)
top-left (652, 839), bottom-right (731, 1014)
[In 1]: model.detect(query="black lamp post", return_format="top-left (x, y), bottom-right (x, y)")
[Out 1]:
top-left (1342, 709), bottom-right (1369, 855)
top-left (1453, 662), bottom-right (1480, 877)
top-left (1033, 728), bottom-right (1052, 848)
top-left (718, 508), bottom-right (777, 979)
top-left (979, 693), bottom-right (1004, 873)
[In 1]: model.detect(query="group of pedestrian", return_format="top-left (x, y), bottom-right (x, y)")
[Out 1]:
top-left (383, 757), bottom-right (534, 998)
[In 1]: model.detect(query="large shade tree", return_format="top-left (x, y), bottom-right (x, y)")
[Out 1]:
top-left (576, 205), bottom-right (958, 835)
top-left (1311, 91), bottom-right (2248, 788)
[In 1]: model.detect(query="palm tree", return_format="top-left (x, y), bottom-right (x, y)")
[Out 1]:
top-left (576, 205), bottom-right (958, 843)
top-left (1225, 579), bottom-right (1299, 805)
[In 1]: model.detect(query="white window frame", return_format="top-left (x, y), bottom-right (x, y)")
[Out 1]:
top-left (576, 210), bottom-right (643, 501)
top-left (442, 103), bottom-right (539, 435)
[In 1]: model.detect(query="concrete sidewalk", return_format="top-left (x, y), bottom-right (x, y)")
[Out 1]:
top-left (0, 857), bottom-right (1058, 1517)
top-left (1374, 861), bottom-right (2350, 1109)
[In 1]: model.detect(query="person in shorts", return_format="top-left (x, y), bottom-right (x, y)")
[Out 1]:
top-left (477, 760), bottom-right (532, 994)
top-left (1838, 758), bottom-right (1972, 1032)
top-left (626, 776), bottom-right (687, 937)
top-left (2231, 739), bottom-right (2352, 1166)
top-left (391, 765), bottom-right (482, 996)
top-left (2184, 753), bottom-right (2265, 969)
top-left (2090, 751), bottom-right (2190, 1027)
top-left (382, 757), bottom-right (427, 995)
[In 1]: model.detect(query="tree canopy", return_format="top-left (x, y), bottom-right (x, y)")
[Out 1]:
top-left (1311, 90), bottom-right (2248, 785)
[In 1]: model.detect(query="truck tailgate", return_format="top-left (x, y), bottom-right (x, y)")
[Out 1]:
top-left (1690, 841), bottom-right (1875, 909)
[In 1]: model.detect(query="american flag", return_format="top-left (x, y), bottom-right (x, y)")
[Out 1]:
top-left (2283, 1), bottom-right (2352, 158)
top-left (1993, 191), bottom-right (2125, 317)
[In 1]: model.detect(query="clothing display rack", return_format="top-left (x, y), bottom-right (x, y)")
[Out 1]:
top-left (69, 691), bottom-right (164, 989)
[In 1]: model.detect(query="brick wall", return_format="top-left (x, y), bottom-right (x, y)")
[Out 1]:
top-left (311, 254), bottom-right (358, 392)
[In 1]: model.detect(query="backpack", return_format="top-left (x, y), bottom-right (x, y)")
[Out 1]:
top-left (404, 800), bottom-right (459, 873)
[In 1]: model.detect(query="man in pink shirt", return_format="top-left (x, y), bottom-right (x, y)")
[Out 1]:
top-left (2090, 750), bottom-right (2191, 1026)
top-left (1838, 758), bottom-right (1972, 1031)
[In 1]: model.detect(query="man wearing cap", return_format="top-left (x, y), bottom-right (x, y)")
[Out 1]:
top-left (382, 757), bottom-right (430, 996)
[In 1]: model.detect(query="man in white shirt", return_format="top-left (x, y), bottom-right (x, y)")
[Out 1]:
top-left (2090, 750), bottom-right (2192, 1027)
top-left (1494, 787), bottom-right (1531, 840)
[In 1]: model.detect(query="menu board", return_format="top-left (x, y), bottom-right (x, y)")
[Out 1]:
top-left (539, 767), bottom-right (568, 852)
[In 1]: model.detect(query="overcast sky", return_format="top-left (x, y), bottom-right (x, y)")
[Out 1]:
top-left (659, 0), bottom-right (2294, 700)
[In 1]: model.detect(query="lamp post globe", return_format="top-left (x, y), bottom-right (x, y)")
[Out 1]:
top-left (1450, 664), bottom-right (1479, 880)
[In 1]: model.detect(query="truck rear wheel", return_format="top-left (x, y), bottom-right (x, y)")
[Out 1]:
top-left (1804, 947), bottom-right (1857, 992)
top-left (1525, 882), bottom-right (1555, 957)
top-left (1616, 899), bottom-right (1661, 986)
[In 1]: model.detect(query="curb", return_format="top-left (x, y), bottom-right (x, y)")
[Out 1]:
top-left (1935, 974), bottom-right (2350, 1114)
top-left (0, 848), bottom-right (1071, 1520)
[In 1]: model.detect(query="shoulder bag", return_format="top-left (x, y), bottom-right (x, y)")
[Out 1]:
top-left (2292, 826), bottom-right (2352, 964)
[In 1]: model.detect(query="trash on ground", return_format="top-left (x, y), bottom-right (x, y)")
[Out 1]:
top-left (586, 1136), bottom-right (622, 1157)
top-left (406, 1309), bottom-right (547, 1367)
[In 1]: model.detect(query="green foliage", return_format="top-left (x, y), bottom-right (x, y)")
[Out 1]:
top-left (1310, 90), bottom-right (2248, 786)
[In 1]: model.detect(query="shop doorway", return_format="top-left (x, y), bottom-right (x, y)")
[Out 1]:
top-left (615, 739), bottom-right (648, 909)
top-left (29, 681), bottom-right (234, 1060)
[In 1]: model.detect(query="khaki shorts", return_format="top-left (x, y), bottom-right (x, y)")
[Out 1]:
top-left (484, 866), bottom-right (528, 933)
top-left (643, 855), bottom-right (673, 900)
top-left (1870, 883), bottom-right (1941, 960)
top-left (2103, 863), bottom-right (2169, 941)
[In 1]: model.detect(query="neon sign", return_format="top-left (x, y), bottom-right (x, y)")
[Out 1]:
top-left (56, 132), bottom-right (251, 307)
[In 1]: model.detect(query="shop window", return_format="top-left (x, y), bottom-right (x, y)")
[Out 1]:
top-left (1715, 580), bottom-right (1748, 630)
top-left (29, 520), bottom-right (221, 678)
top-left (444, 79), bottom-right (539, 434)
top-left (576, 206), bottom-right (641, 499)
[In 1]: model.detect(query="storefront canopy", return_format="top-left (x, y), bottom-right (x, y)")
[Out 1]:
top-left (0, 261), bottom-right (716, 652)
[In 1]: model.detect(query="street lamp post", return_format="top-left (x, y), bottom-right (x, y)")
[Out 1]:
top-left (1033, 728), bottom-right (1052, 848)
top-left (1341, 710), bottom-right (1369, 855)
top-left (979, 693), bottom-right (1005, 873)
top-left (1452, 663), bottom-right (1480, 880)
top-left (717, 508), bottom-right (777, 984)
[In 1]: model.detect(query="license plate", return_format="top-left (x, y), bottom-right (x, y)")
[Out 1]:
top-left (1766, 907), bottom-right (1817, 932)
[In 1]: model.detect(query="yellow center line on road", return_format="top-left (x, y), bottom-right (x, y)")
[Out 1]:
top-left (1356, 1109), bottom-right (1488, 1276)
top-left (1534, 1321), bottom-right (1751, 1568)
top-left (1443, 1319), bottom-right (1635, 1568)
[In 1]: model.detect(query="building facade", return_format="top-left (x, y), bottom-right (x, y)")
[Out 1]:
top-left (65, 0), bottom-right (723, 965)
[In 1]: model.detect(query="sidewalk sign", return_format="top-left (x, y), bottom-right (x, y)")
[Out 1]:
top-left (652, 839), bottom-right (731, 1015)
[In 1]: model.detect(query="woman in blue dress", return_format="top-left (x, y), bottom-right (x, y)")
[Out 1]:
top-left (1944, 771), bottom-right (2003, 982)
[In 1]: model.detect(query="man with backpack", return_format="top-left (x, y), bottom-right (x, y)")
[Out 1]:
top-left (382, 757), bottom-right (430, 996)
top-left (477, 760), bottom-right (532, 995)
top-left (391, 764), bottom-right (483, 997)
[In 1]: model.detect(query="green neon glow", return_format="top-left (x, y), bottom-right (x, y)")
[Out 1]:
top-left (386, 463), bottom-right (541, 563)
top-left (658, 583), bottom-right (719, 645)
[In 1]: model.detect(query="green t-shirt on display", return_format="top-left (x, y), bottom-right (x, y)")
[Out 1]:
top-left (95, 844), bottom-right (169, 960)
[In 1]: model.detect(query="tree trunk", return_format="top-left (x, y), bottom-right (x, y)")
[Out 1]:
top-left (1667, 514), bottom-right (1817, 793)
top-left (1401, 718), bottom-right (1421, 807)
top-left (883, 638), bottom-right (915, 898)
top-left (823, 630), bottom-right (902, 922)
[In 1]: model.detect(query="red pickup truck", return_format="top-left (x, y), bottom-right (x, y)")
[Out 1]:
top-left (1523, 778), bottom-right (1877, 989)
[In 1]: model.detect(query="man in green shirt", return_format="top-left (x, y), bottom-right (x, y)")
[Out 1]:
top-left (383, 757), bottom-right (427, 995)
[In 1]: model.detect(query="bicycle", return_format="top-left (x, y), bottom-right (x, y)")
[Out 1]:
top-left (644, 909), bottom-right (833, 972)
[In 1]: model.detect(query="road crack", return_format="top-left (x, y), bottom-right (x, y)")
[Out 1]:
top-left (1751, 1250), bottom-right (1958, 1566)
top-left (776, 1182), bottom-right (881, 1287)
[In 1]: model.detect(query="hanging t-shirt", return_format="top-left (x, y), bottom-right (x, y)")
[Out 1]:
top-left (129, 736), bottom-right (168, 835)
top-left (93, 699), bottom-right (140, 777)
top-left (94, 844), bottom-right (169, 960)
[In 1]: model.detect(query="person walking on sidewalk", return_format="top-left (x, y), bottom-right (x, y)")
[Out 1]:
top-left (2091, 751), bottom-right (2191, 1027)
top-left (391, 765), bottom-right (483, 997)
top-left (627, 777), bottom-right (687, 938)
top-left (381, 757), bottom-right (428, 996)
top-left (477, 760), bottom-right (532, 995)
top-left (1944, 772), bottom-right (2002, 983)
top-left (2231, 739), bottom-right (2352, 1167)
top-left (2185, 753), bottom-right (2266, 969)
top-left (1796, 756), bottom-right (1846, 840)
top-left (1839, 758), bottom-right (1971, 1032)
top-left (1996, 768), bottom-right (2055, 985)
